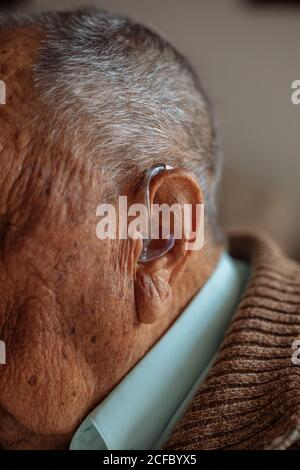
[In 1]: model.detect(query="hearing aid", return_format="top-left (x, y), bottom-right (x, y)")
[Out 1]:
top-left (138, 164), bottom-right (175, 263)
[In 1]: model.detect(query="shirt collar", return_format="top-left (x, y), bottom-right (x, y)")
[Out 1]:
top-left (70, 252), bottom-right (249, 450)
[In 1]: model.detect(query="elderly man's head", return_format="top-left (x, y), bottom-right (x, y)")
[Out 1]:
top-left (0, 9), bottom-right (223, 449)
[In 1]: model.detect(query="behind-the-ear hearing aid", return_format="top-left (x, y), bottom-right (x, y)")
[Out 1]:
top-left (138, 164), bottom-right (175, 263)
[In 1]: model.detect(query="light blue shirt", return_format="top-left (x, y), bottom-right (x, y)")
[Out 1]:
top-left (70, 253), bottom-right (249, 450)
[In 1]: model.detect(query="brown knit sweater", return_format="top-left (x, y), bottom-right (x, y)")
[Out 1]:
top-left (165, 233), bottom-right (300, 450)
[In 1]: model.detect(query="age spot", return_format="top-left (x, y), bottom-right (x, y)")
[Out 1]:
top-left (28, 375), bottom-right (37, 386)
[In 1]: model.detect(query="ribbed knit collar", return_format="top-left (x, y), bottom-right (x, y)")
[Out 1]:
top-left (165, 233), bottom-right (300, 450)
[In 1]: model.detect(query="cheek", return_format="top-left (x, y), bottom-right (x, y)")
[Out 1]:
top-left (0, 231), bottom-right (138, 439)
top-left (69, 286), bottom-right (138, 399)
top-left (0, 289), bottom-right (96, 436)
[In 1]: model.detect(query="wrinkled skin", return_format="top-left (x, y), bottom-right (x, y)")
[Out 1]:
top-left (0, 25), bottom-right (221, 449)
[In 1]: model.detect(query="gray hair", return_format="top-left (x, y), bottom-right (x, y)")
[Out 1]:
top-left (0, 8), bottom-right (222, 240)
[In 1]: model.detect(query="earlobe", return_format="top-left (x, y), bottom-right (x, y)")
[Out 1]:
top-left (135, 269), bottom-right (172, 324)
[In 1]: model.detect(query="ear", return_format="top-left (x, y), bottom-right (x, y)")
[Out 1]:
top-left (135, 168), bottom-right (203, 324)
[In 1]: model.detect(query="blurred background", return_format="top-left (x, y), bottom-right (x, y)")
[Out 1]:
top-left (2, 0), bottom-right (300, 257)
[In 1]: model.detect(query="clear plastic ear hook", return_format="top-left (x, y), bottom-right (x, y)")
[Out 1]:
top-left (138, 164), bottom-right (174, 263)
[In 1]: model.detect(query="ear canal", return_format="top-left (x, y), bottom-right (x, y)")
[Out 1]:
top-left (139, 234), bottom-right (175, 263)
